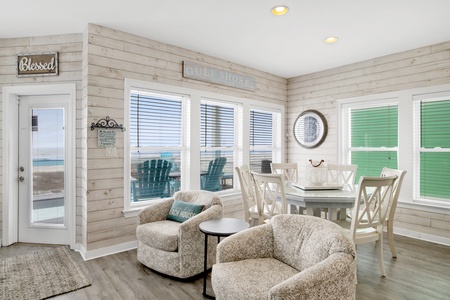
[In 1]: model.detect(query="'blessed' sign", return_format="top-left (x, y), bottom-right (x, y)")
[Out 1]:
top-left (16, 52), bottom-right (59, 77)
top-left (182, 61), bottom-right (256, 91)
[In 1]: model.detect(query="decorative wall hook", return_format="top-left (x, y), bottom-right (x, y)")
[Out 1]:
top-left (91, 116), bottom-right (125, 131)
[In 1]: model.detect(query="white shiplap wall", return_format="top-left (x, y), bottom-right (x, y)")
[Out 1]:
top-left (287, 41), bottom-right (450, 242)
top-left (0, 34), bottom-right (84, 246)
top-left (84, 24), bottom-right (287, 251)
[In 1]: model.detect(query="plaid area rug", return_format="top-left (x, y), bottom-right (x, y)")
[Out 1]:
top-left (1, 246), bottom-right (91, 300)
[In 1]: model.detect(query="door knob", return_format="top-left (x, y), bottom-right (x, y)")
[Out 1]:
top-left (18, 176), bottom-right (25, 182)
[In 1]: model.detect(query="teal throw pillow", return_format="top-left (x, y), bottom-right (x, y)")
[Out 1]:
top-left (167, 199), bottom-right (205, 223)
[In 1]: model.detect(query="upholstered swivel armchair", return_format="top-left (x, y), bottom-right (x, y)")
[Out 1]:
top-left (136, 190), bottom-right (223, 279)
top-left (212, 214), bottom-right (357, 300)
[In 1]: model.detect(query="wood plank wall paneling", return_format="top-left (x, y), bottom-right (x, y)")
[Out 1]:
top-left (2, 23), bottom-right (449, 253)
top-left (287, 41), bottom-right (450, 240)
top-left (0, 33), bottom-right (84, 246)
top-left (85, 23), bottom-right (287, 251)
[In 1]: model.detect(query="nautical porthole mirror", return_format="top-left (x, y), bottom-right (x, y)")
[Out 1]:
top-left (293, 110), bottom-right (328, 149)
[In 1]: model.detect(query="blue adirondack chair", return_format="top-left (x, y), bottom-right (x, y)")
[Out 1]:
top-left (201, 157), bottom-right (227, 192)
top-left (132, 159), bottom-right (173, 201)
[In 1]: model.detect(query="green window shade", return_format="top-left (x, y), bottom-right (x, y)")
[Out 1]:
top-left (421, 100), bottom-right (450, 148)
top-left (351, 106), bottom-right (398, 148)
top-left (420, 99), bottom-right (450, 201)
top-left (420, 153), bottom-right (450, 200)
top-left (352, 151), bottom-right (398, 180)
top-left (350, 105), bottom-right (398, 180)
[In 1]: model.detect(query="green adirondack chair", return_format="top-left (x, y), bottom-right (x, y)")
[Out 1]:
top-left (201, 157), bottom-right (227, 192)
top-left (132, 159), bottom-right (173, 201)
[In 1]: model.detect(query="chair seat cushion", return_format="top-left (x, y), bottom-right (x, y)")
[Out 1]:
top-left (136, 220), bottom-right (181, 252)
top-left (212, 258), bottom-right (298, 300)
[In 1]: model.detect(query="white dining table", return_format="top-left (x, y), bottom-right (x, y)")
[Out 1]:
top-left (284, 185), bottom-right (357, 220)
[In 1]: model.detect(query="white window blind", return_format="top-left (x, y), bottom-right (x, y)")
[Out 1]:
top-left (250, 110), bottom-right (273, 172)
top-left (200, 100), bottom-right (235, 191)
top-left (129, 92), bottom-right (183, 202)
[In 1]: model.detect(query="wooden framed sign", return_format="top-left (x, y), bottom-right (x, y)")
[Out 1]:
top-left (16, 52), bottom-right (59, 77)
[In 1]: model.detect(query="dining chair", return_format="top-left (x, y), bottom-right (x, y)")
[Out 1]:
top-left (380, 167), bottom-right (407, 258)
top-left (327, 163), bottom-right (358, 220)
top-left (342, 175), bottom-right (397, 277)
top-left (133, 159), bottom-right (173, 201)
top-left (251, 172), bottom-right (288, 224)
top-left (201, 157), bottom-right (227, 192)
top-left (327, 163), bottom-right (358, 189)
top-left (270, 162), bottom-right (298, 183)
top-left (235, 165), bottom-right (260, 226)
top-left (271, 162), bottom-right (300, 214)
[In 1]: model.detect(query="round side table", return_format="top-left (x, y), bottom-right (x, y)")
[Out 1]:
top-left (199, 218), bottom-right (249, 299)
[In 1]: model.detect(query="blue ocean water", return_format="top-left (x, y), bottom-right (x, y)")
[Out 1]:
top-left (33, 159), bottom-right (64, 167)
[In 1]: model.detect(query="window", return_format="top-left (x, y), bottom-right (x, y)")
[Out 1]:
top-left (339, 83), bottom-right (450, 209)
top-left (414, 98), bottom-right (450, 202)
top-left (200, 100), bottom-right (236, 191)
top-left (129, 91), bottom-right (184, 202)
top-left (124, 79), bottom-right (285, 213)
top-left (344, 103), bottom-right (398, 180)
top-left (249, 109), bottom-right (282, 172)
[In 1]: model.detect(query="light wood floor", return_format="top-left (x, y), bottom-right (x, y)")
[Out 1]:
top-left (1, 234), bottom-right (449, 300)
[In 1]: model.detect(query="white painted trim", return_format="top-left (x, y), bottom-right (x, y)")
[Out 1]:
top-left (123, 78), bottom-right (285, 212)
top-left (2, 84), bottom-right (77, 248)
top-left (74, 219), bottom-right (447, 262)
top-left (336, 83), bottom-right (450, 212)
top-left (394, 227), bottom-right (450, 247)
top-left (77, 241), bottom-right (138, 261)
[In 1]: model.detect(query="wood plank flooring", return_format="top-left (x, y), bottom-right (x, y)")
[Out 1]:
top-left (1, 234), bottom-right (449, 300)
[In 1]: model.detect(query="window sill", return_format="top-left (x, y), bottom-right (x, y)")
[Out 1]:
top-left (123, 189), bottom-right (241, 219)
top-left (398, 199), bottom-right (450, 215)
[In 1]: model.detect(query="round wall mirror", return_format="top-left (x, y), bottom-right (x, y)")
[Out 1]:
top-left (293, 110), bottom-right (328, 149)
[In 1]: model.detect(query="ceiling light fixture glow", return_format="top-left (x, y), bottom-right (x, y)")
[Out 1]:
top-left (271, 6), bottom-right (289, 16)
top-left (324, 36), bottom-right (339, 44)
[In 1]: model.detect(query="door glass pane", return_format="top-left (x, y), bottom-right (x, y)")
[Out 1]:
top-left (32, 108), bottom-right (65, 225)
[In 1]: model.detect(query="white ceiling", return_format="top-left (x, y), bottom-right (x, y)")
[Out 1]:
top-left (2, 0), bottom-right (450, 78)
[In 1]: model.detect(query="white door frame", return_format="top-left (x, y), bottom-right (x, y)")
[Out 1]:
top-left (2, 84), bottom-right (76, 248)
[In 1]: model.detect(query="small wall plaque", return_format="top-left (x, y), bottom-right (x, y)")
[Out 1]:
top-left (16, 52), bottom-right (58, 77)
top-left (98, 129), bottom-right (116, 147)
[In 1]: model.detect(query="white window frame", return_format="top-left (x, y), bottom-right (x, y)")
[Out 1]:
top-left (249, 106), bottom-right (283, 168)
top-left (340, 98), bottom-right (399, 166)
top-left (338, 83), bottom-right (450, 212)
top-left (124, 79), bottom-right (285, 215)
top-left (413, 93), bottom-right (450, 207)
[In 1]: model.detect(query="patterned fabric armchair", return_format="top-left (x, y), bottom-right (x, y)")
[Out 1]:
top-left (136, 190), bottom-right (223, 279)
top-left (212, 214), bottom-right (357, 300)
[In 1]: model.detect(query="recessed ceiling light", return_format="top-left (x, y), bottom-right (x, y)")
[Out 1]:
top-left (271, 6), bottom-right (289, 16)
top-left (324, 36), bottom-right (339, 44)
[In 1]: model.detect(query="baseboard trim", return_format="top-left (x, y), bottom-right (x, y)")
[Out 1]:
top-left (71, 227), bottom-right (448, 261)
top-left (76, 240), bottom-right (137, 261)
top-left (394, 227), bottom-right (450, 247)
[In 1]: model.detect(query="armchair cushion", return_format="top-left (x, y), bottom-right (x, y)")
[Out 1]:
top-left (136, 220), bottom-right (180, 252)
top-left (136, 190), bottom-right (224, 279)
top-left (213, 258), bottom-right (298, 300)
top-left (212, 214), bottom-right (356, 300)
top-left (167, 199), bottom-right (205, 223)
